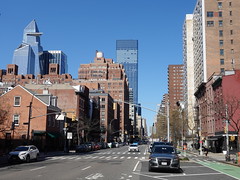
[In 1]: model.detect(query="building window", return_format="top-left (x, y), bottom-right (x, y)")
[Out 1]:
top-left (14, 96), bottom-right (21, 106)
top-left (220, 59), bottom-right (224, 65)
top-left (231, 39), bottom-right (233, 44)
top-left (13, 114), bottom-right (19, 125)
top-left (230, 30), bottom-right (233, 35)
top-left (219, 30), bottom-right (223, 37)
top-left (207, 11), bottom-right (214, 17)
top-left (229, 2), bottom-right (232, 7)
top-left (220, 49), bottom-right (224, 56)
top-left (219, 40), bottom-right (224, 46)
top-left (207, 21), bottom-right (214, 27)
top-left (230, 11), bottom-right (232, 16)
top-left (218, 2), bottom-right (222, 9)
top-left (231, 49), bottom-right (234, 54)
top-left (218, 20), bottom-right (223, 27)
top-left (220, 68), bottom-right (225, 74)
top-left (219, 11), bottom-right (223, 17)
top-left (230, 20), bottom-right (233, 25)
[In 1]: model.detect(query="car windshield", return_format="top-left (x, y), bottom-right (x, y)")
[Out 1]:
top-left (14, 146), bottom-right (29, 151)
top-left (130, 144), bottom-right (137, 147)
top-left (153, 146), bottom-right (175, 154)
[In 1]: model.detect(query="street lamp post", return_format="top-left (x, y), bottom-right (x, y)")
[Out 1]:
top-left (152, 123), bottom-right (154, 143)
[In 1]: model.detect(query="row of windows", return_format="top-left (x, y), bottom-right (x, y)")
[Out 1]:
top-left (12, 114), bottom-right (59, 128)
top-left (207, 10), bottom-right (232, 18)
top-left (219, 59), bottom-right (235, 66)
top-left (217, 1), bottom-right (232, 9)
top-left (219, 49), bottom-right (235, 56)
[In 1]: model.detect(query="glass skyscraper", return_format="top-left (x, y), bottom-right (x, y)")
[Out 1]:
top-left (12, 20), bottom-right (43, 77)
top-left (42, 50), bottom-right (68, 75)
top-left (116, 40), bottom-right (138, 104)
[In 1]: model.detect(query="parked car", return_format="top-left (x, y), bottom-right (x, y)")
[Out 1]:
top-left (8, 145), bottom-right (39, 163)
top-left (75, 144), bottom-right (89, 153)
top-left (85, 142), bottom-right (95, 151)
top-left (148, 145), bottom-right (180, 172)
top-left (93, 143), bottom-right (101, 150)
top-left (128, 144), bottom-right (140, 152)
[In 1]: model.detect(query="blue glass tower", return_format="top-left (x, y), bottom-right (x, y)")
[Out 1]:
top-left (12, 20), bottom-right (43, 76)
top-left (116, 40), bottom-right (138, 104)
top-left (42, 50), bottom-right (68, 74)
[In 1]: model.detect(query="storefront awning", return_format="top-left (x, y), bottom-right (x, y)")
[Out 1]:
top-left (33, 130), bottom-right (46, 135)
top-left (47, 132), bottom-right (59, 138)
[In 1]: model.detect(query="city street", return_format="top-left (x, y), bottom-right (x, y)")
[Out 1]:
top-left (0, 145), bottom-right (239, 180)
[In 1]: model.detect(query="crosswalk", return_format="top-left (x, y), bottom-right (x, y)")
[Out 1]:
top-left (45, 153), bottom-right (146, 161)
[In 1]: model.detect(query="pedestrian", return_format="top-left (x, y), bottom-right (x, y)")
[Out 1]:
top-left (205, 147), bottom-right (208, 156)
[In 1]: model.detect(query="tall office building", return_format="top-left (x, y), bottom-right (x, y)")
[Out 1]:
top-left (42, 50), bottom-right (68, 75)
top-left (12, 20), bottom-right (43, 77)
top-left (193, 0), bottom-right (240, 91)
top-left (116, 40), bottom-right (138, 104)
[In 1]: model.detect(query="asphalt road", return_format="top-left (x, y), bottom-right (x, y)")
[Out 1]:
top-left (0, 145), bottom-right (239, 180)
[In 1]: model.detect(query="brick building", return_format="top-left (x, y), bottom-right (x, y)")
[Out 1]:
top-left (25, 83), bottom-right (92, 146)
top-left (0, 85), bottom-right (61, 153)
top-left (195, 70), bottom-right (240, 152)
top-left (168, 65), bottom-right (184, 110)
top-left (0, 64), bottom-right (72, 87)
top-left (78, 51), bottom-right (129, 141)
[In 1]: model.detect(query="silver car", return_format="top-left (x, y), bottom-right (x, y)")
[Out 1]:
top-left (128, 144), bottom-right (140, 152)
top-left (8, 145), bottom-right (40, 163)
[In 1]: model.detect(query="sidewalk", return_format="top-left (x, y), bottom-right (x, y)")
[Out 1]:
top-left (185, 149), bottom-right (240, 167)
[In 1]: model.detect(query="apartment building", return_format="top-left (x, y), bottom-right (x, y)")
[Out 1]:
top-left (78, 51), bottom-right (129, 142)
top-left (193, 0), bottom-right (240, 90)
top-left (168, 65), bottom-right (184, 110)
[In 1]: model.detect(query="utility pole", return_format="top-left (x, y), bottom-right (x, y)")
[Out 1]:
top-left (225, 104), bottom-right (230, 161)
top-left (167, 101), bottom-right (170, 142)
top-left (26, 101), bottom-right (32, 145)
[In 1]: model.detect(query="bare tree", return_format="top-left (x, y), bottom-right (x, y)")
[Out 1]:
top-left (170, 110), bottom-right (183, 147)
top-left (213, 95), bottom-right (240, 151)
top-left (155, 114), bottom-right (167, 140)
top-left (76, 116), bottom-right (100, 144)
top-left (0, 96), bottom-right (10, 134)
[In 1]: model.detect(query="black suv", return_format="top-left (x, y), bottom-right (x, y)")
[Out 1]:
top-left (149, 145), bottom-right (180, 172)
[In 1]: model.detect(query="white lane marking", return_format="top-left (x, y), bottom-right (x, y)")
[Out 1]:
top-left (117, 152), bottom-right (121, 154)
top-left (99, 156), bottom-right (104, 159)
top-left (113, 156), bottom-right (118, 159)
top-left (133, 161), bottom-right (140, 172)
top-left (134, 157), bottom-right (138, 159)
top-left (81, 166), bottom-right (91, 171)
top-left (85, 173), bottom-right (104, 179)
top-left (30, 166), bottom-right (46, 171)
top-left (120, 156), bottom-right (124, 159)
top-left (127, 157), bottom-right (131, 159)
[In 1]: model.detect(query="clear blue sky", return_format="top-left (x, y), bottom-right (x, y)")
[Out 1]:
top-left (0, 0), bottom-right (196, 133)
